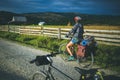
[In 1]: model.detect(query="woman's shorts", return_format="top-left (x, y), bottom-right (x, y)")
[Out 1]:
top-left (71, 37), bottom-right (79, 44)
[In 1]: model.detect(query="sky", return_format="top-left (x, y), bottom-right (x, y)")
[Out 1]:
top-left (0, 0), bottom-right (120, 15)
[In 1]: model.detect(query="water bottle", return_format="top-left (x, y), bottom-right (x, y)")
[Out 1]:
top-left (94, 74), bottom-right (100, 80)
top-left (80, 74), bottom-right (86, 80)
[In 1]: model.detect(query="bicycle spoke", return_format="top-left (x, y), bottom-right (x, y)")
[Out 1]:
top-left (78, 52), bottom-right (94, 70)
top-left (59, 43), bottom-right (69, 61)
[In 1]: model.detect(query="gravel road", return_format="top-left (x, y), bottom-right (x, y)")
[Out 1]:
top-left (0, 38), bottom-right (81, 80)
top-left (0, 38), bottom-right (120, 80)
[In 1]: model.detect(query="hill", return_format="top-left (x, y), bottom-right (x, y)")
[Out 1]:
top-left (0, 11), bottom-right (21, 24)
top-left (0, 11), bottom-right (120, 26)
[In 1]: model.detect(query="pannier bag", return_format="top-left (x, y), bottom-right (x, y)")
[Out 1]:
top-left (77, 36), bottom-right (96, 57)
top-left (76, 45), bottom-right (86, 57)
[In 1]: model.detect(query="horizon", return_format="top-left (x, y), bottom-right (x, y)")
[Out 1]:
top-left (0, 0), bottom-right (120, 16)
top-left (1, 10), bottom-right (120, 16)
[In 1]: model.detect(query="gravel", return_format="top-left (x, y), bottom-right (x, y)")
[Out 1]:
top-left (0, 39), bottom-right (80, 80)
top-left (0, 38), bottom-right (119, 80)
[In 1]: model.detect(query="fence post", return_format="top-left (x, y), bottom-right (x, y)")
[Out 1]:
top-left (58, 28), bottom-right (61, 39)
top-left (41, 26), bottom-right (44, 34)
top-left (14, 26), bottom-right (15, 33)
top-left (18, 26), bottom-right (20, 34)
top-left (8, 22), bottom-right (10, 32)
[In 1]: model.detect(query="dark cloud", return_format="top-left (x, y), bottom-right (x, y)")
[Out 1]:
top-left (0, 0), bottom-right (120, 15)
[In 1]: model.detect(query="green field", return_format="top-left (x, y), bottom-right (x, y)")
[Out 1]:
top-left (39, 25), bottom-right (120, 30)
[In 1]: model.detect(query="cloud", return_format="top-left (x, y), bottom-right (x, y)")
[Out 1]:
top-left (0, 0), bottom-right (120, 15)
top-left (0, 0), bottom-right (30, 12)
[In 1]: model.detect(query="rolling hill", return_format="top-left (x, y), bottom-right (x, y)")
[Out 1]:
top-left (0, 11), bottom-right (120, 26)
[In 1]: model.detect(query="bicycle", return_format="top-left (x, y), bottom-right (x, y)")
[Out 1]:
top-left (29, 52), bottom-right (74, 80)
top-left (74, 67), bottom-right (104, 80)
top-left (29, 52), bottom-right (102, 80)
top-left (59, 35), bottom-right (96, 70)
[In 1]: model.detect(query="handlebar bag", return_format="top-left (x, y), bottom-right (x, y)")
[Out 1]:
top-left (35, 56), bottom-right (51, 66)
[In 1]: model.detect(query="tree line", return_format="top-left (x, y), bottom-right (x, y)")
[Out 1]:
top-left (0, 11), bottom-right (120, 26)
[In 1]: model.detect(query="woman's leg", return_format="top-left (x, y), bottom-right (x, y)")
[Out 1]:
top-left (66, 41), bottom-right (74, 56)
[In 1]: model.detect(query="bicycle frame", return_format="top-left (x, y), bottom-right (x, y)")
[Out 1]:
top-left (42, 64), bottom-right (55, 80)
top-left (30, 52), bottom-right (99, 80)
top-left (30, 53), bottom-right (74, 80)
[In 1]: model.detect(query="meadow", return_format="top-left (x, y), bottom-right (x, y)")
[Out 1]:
top-left (38, 25), bottom-right (120, 30)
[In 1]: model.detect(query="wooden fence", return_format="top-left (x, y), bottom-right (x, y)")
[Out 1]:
top-left (0, 25), bottom-right (120, 46)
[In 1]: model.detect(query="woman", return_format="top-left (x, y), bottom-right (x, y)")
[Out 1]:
top-left (66, 16), bottom-right (84, 61)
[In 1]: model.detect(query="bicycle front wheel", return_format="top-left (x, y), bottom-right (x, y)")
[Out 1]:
top-left (32, 71), bottom-right (47, 80)
top-left (59, 43), bottom-right (69, 61)
top-left (78, 52), bottom-right (94, 70)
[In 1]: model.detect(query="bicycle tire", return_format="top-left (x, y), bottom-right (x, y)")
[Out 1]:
top-left (59, 43), bottom-right (76, 61)
top-left (78, 52), bottom-right (94, 70)
top-left (59, 43), bottom-right (69, 61)
top-left (32, 71), bottom-right (47, 80)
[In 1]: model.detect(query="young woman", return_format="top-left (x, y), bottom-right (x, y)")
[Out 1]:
top-left (66, 16), bottom-right (84, 61)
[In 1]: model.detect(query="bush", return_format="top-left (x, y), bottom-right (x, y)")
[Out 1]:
top-left (28, 39), bottom-right (38, 46)
top-left (95, 44), bottom-right (120, 70)
top-left (37, 36), bottom-right (61, 51)
top-left (8, 33), bottom-right (20, 40)
top-left (0, 31), bottom-right (20, 40)
top-left (37, 36), bottom-right (49, 48)
top-left (0, 31), bottom-right (10, 38)
top-left (47, 38), bottom-right (60, 51)
top-left (16, 34), bottom-right (37, 43)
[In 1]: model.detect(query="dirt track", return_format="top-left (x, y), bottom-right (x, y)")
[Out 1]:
top-left (0, 38), bottom-right (120, 80)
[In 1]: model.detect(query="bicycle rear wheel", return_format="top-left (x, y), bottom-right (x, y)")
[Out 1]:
top-left (32, 71), bottom-right (47, 80)
top-left (78, 52), bottom-right (94, 70)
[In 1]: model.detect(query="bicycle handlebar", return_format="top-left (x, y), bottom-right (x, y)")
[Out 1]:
top-left (65, 34), bottom-right (73, 38)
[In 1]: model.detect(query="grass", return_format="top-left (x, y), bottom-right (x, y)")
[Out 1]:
top-left (42, 25), bottom-right (120, 30)
top-left (0, 24), bottom-right (120, 74)
top-left (84, 25), bottom-right (120, 30)
top-left (2, 24), bottom-right (120, 30)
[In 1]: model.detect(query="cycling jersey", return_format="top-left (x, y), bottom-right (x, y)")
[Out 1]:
top-left (69, 23), bottom-right (84, 44)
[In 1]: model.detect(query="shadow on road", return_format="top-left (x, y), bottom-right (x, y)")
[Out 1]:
top-left (0, 70), bottom-right (27, 80)
top-left (104, 75), bottom-right (120, 80)
top-left (52, 65), bottom-right (74, 80)
top-left (74, 67), bottom-right (120, 80)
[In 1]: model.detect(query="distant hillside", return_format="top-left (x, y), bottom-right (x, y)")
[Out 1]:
top-left (0, 11), bottom-right (120, 26)
top-left (0, 11), bottom-right (21, 24)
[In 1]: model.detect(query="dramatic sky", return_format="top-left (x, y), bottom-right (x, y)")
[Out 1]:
top-left (0, 0), bottom-right (120, 15)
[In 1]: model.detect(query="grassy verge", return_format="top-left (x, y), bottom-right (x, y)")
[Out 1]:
top-left (0, 31), bottom-right (119, 73)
